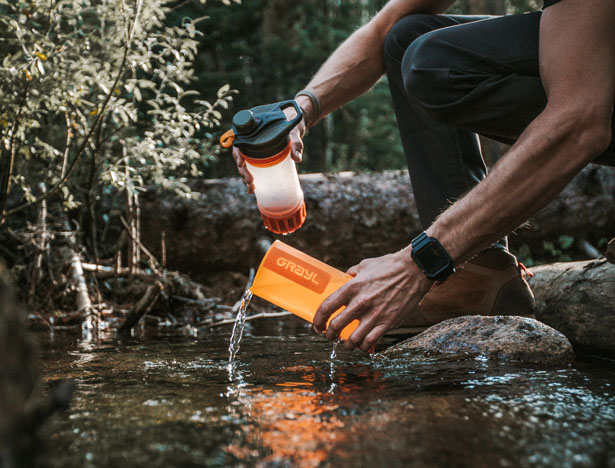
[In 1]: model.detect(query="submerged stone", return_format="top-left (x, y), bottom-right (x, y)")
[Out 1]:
top-left (377, 315), bottom-right (574, 365)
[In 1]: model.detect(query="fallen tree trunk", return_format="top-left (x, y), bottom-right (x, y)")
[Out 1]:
top-left (140, 165), bottom-right (615, 279)
top-left (529, 260), bottom-right (615, 356)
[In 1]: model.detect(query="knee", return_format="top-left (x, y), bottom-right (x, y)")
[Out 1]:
top-left (402, 30), bottom-right (445, 96)
top-left (401, 30), bottom-right (451, 114)
top-left (382, 14), bottom-right (442, 73)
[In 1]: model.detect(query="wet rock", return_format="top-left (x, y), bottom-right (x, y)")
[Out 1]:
top-left (529, 260), bottom-right (615, 357)
top-left (377, 315), bottom-right (574, 365)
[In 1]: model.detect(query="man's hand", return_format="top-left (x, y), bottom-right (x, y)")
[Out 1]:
top-left (232, 105), bottom-right (306, 193)
top-left (313, 247), bottom-right (433, 352)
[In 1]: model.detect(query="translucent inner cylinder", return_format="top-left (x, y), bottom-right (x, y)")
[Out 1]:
top-left (247, 155), bottom-right (303, 216)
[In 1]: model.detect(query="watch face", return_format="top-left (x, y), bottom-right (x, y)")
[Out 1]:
top-left (418, 243), bottom-right (448, 273)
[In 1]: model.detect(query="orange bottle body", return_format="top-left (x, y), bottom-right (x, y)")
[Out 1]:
top-left (250, 240), bottom-right (359, 340)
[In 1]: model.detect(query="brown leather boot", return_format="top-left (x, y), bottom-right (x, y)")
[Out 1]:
top-left (388, 249), bottom-right (536, 335)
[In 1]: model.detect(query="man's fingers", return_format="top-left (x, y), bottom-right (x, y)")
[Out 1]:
top-left (359, 324), bottom-right (389, 353)
top-left (232, 147), bottom-right (245, 167)
top-left (324, 305), bottom-right (360, 341)
top-left (343, 315), bottom-right (375, 350)
top-left (291, 135), bottom-right (304, 163)
top-left (313, 283), bottom-right (353, 333)
top-left (232, 148), bottom-right (255, 192)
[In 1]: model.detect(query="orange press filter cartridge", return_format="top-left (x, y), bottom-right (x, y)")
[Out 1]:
top-left (250, 240), bottom-right (359, 341)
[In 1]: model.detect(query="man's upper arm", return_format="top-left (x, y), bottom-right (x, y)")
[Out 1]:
top-left (539, 0), bottom-right (614, 121)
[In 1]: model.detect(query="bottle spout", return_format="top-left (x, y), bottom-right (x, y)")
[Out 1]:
top-left (220, 129), bottom-right (236, 148)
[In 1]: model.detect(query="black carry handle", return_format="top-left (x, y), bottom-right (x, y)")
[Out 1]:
top-left (279, 100), bottom-right (303, 131)
top-left (233, 100), bottom-right (301, 135)
top-left (222, 100), bottom-right (304, 157)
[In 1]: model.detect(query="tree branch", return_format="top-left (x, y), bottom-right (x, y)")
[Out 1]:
top-left (0, 80), bottom-right (30, 226)
top-left (2, 0), bottom-right (144, 220)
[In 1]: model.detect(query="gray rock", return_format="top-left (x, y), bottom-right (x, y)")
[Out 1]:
top-left (377, 315), bottom-right (574, 365)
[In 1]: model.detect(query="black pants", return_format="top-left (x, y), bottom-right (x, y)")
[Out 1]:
top-left (382, 12), bottom-right (614, 250)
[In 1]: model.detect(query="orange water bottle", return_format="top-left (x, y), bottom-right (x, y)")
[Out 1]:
top-left (250, 240), bottom-right (359, 340)
top-left (220, 101), bottom-right (306, 235)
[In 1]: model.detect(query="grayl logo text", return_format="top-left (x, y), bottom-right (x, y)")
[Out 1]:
top-left (276, 257), bottom-right (320, 285)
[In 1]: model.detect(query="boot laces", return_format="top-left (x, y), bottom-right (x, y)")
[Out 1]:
top-left (518, 262), bottom-right (534, 279)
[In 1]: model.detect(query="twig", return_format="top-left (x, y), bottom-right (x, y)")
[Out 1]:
top-left (161, 231), bottom-right (167, 269)
top-left (119, 280), bottom-right (162, 331)
top-left (119, 216), bottom-right (162, 276)
top-left (201, 311), bottom-right (292, 329)
top-left (576, 238), bottom-right (600, 259)
top-left (171, 295), bottom-right (219, 307)
top-left (61, 111), bottom-right (73, 179)
top-left (0, 80), bottom-right (30, 226)
top-left (81, 262), bottom-right (154, 280)
top-left (28, 183), bottom-right (48, 303)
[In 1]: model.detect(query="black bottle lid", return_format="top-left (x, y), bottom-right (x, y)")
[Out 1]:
top-left (231, 100), bottom-right (303, 158)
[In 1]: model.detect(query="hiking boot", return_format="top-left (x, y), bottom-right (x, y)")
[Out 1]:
top-left (388, 249), bottom-right (536, 336)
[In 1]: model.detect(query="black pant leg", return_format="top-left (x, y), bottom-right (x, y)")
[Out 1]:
top-left (383, 14), bottom-right (508, 250)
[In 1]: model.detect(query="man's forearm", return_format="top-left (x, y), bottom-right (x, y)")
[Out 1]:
top-left (427, 106), bottom-right (611, 266)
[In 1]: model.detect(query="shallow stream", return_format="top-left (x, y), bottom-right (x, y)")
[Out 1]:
top-left (40, 317), bottom-right (615, 467)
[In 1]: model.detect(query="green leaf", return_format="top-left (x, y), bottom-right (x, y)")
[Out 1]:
top-left (558, 235), bottom-right (574, 250)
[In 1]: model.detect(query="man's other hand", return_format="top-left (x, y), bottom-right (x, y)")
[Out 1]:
top-left (313, 247), bottom-right (433, 353)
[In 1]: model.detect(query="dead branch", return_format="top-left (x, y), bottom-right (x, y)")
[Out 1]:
top-left (576, 238), bottom-right (600, 259)
top-left (120, 216), bottom-right (161, 276)
top-left (28, 183), bottom-right (48, 303)
top-left (0, 80), bottom-right (29, 226)
top-left (81, 262), bottom-right (154, 280)
top-left (201, 311), bottom-right (292, 329)
top-left (119, 280), bottom-right (162, 331)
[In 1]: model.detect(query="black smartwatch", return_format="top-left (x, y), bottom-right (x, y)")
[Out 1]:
top-left (410, 232), bottom-right (456, 282)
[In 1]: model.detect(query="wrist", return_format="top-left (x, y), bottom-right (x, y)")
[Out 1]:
top-left (294, 95), bottom-right (314, 129)
top-left (401, 245), bottom-right (435, 291)
top-left (294, 89), bottom-right (322, 128)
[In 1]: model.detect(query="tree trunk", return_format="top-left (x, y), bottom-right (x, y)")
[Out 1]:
top-left (140, 165), bottom-right (615, 280)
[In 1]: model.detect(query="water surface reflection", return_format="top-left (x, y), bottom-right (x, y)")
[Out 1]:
top-left (39, 320), bottom-right (615, 467)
